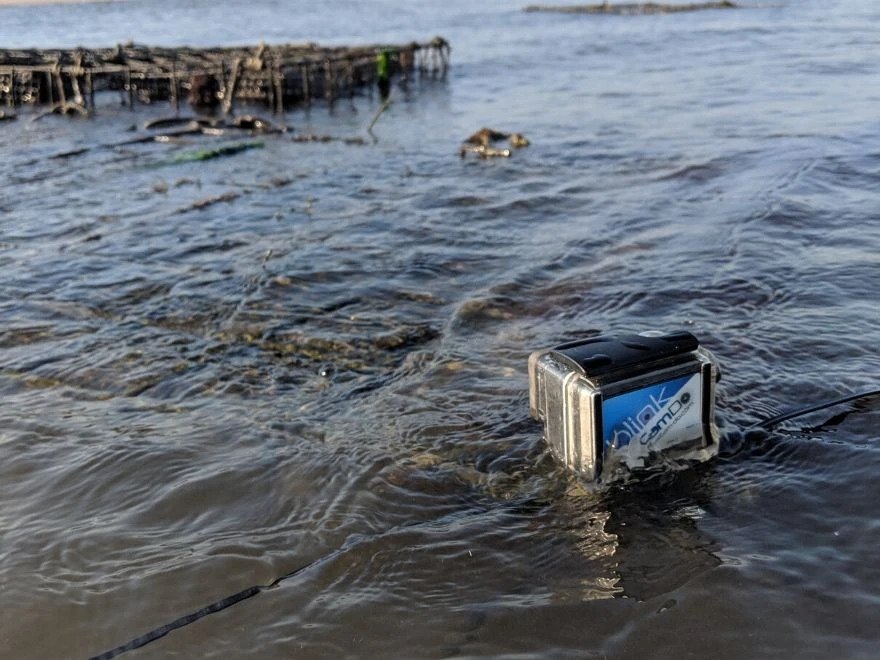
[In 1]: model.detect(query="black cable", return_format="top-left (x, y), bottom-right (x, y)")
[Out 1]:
top-left (89, 388), bottom-right (880, 658)
top-left (756, 388), bottom-right (880, 430)
top-left (90, 584), bottom-right (263, 660)
top-left (89, 549), bottom-right (342, 660)
top-left (88, 507), bottom-right (504, 659)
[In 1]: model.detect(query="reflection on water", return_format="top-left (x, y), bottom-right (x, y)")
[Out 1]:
top-left (2, 0), bottom-right (880, 658)
top-left (598, 467), bottom-right (721, 602)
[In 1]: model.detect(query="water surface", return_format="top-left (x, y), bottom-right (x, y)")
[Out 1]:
top-left (1, 1), bottom-right (879, 657)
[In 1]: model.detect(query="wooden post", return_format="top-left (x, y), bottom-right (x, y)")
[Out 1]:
top-left (263, 47), bottom-right (273, 112)
top-left (273, 59), bottom-right (284, 116)
top-left (71, 74), bottom-right (82, 107)
top-left (324, 58), bottom-right (334, 103)
top-left (171, 61), bottom-right (179, 113)
top-left (301, 63), bottom-right (310, 105)
top-left (52, 62), bottom-right (67, 107)
top-left (222, 57), bottom-right (242, 116)
top-left (70, 52), bottom-right (83, 107)
top-left (219, 61), bottom-right (227, 108)
top-left (45, 70), bottom-right (54, 105)
top-left (126, 67), bottom-right (134, 109)
top-left (56, 71), bottom-right (66, 104)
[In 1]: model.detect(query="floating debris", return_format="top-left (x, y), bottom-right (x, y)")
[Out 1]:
top-left (46, 112), bottom-right (357, 160)
top-left (465, 128), bottom-right (509, 147)
top-left (508, 133), bottom-right (531, 148)
top-left (169, 141), bottom-right (265, 164)
top-left (465, 127), bottom-right (530, 149)
top-left (30, 101), bottom-right (88, 122)
top-left (175, 190), bottom-right (241, 214)
top-left (523, 1), bottom-right (738, 14)
top-left (292, 133), bottom-right (367, 145)
top-left (230, 114), bottom-right (281, 133)
top-left (143, 115), bottom-right (214, 130)
top-left (460, 127), bottom-right (530, 158)
top-left (114, 126), bottom-right (205, 146)
top-left (0, 38), bottom-right (451, 114)
top-left (460, 145), bottom-right (512, 159)
top-left (50, 147), bottom-right (90, 159)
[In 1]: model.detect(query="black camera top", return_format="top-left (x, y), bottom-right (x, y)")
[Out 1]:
top-left (549, 331), bottom-right (700, 378)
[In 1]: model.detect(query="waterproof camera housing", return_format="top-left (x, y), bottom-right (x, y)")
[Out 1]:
top-left (528, 331), bottom-right (720, 481)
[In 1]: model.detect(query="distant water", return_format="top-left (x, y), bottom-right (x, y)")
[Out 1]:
top-left (1, 1), bottom-right (879, 658)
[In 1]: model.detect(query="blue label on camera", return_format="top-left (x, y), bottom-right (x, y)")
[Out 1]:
top-left (602, 373), bottom-right (702, 451)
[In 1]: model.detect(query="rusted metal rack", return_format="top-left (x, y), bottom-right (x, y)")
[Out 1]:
top-left (0, 37), bottom-right (450, 115)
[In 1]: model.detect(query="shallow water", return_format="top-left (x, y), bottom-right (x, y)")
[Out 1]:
top-left (1, 0), bottom-right (879, 658)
